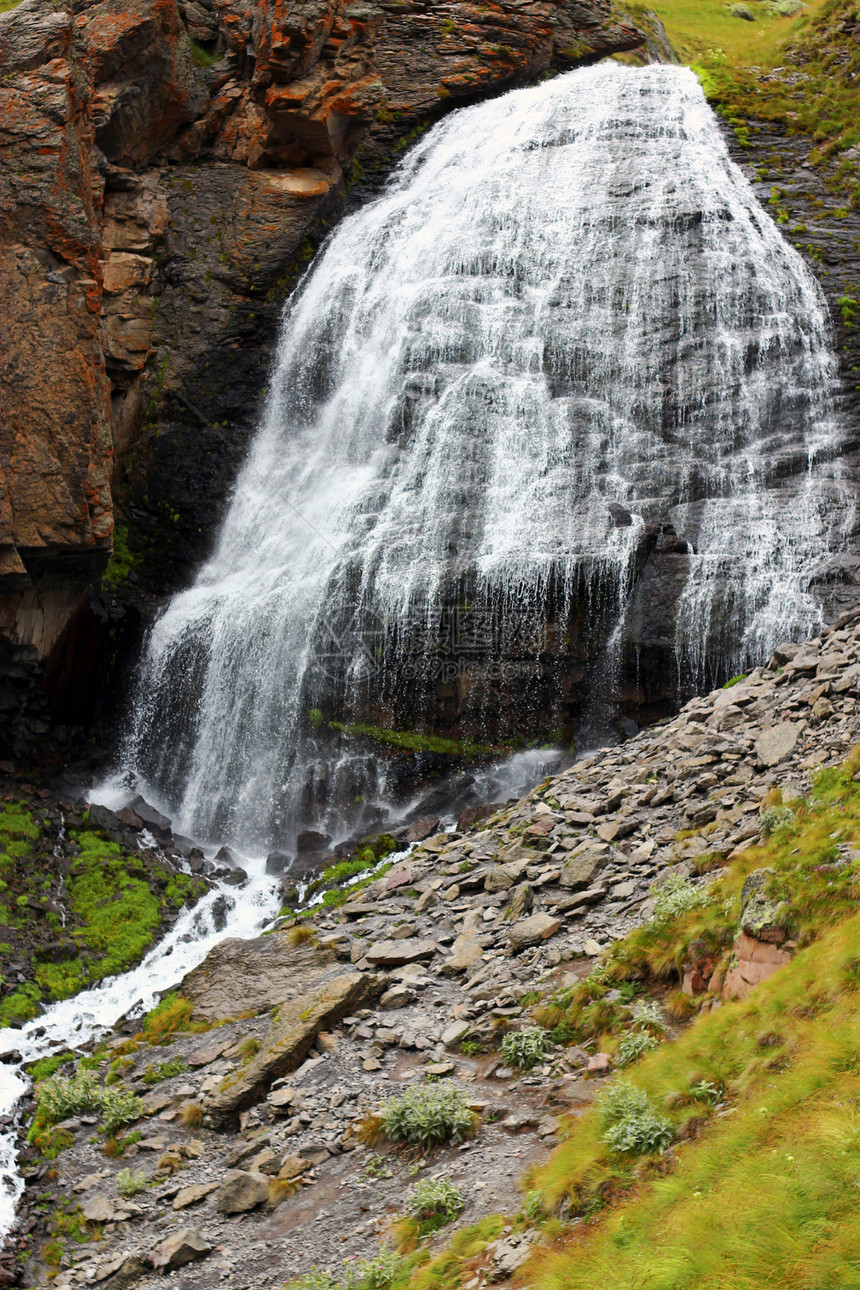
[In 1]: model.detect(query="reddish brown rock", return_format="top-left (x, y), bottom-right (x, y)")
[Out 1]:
top-left (721, 931), bottom-right (793, 1002)
top-left (0, 0), bottom-right (647, 746)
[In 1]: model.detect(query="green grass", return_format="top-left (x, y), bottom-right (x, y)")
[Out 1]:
top-left (328, 722), bottom-right (507, 760)
top-left (101, 525), bottom-right (137, 593)
top-left (629, 0), bottom-right (860, 182)
top-left (525, 912), bottom-right (860, 1289)
top-left (0, 800), bottom-right (207, 1025)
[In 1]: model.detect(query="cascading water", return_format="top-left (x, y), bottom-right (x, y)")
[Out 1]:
top-left (121, 61), bottom-right (852, 852)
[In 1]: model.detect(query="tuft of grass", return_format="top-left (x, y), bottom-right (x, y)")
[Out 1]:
top-left (141, 992), bottom-right (196, 1042)
top-left (238, 1035), bottom-right (262, 1062)
top-left (178, 1101), bottom-right (203, 1129)
top-left (115, 1168), bottom-right (148, 1196)
top-left (287, 925), bottom-right (317, 947)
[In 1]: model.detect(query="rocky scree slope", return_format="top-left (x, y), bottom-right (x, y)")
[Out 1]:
top-left (14, 607), bottom-right (860, 1287)
top-left (0, 0), bottom-right (645, 755)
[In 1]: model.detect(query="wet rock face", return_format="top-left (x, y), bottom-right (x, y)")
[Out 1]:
top-left (0, 0), bottom-right (645, 747)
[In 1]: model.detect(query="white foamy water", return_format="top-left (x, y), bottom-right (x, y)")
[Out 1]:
top-left (118, 62), bottom-right (851, 853)
top-left (7, 62), bottom-right (851, 1232)
top-left (0, 867), bottom-right (280, 1236)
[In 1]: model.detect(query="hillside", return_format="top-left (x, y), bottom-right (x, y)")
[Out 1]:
top-left (12, 609), bottom-right (860, 1287)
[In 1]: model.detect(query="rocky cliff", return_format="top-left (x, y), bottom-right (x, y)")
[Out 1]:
top-left (0, 0), bottom-right (645, 756)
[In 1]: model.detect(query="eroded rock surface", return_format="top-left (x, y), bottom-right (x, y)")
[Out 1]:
top-left (0, 0), bottom-right (645, 751)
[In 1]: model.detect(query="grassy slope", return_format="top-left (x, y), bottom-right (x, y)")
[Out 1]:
top-left (392, 756), bottom-right (860, 1290)
top-left (632, 0), bottom-right (860, 185)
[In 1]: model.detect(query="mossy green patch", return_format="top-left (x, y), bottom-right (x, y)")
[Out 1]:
top-left (329, 721), bottom-right (507, 760)
top-left (101, 525), bottom-right (138, 593)
top-left (0, 797), bottom-right (208, 1026)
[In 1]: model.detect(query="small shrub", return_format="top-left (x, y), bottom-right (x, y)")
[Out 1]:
top-left (115, 1168), bottom-right (147, 1196)
top-left (500, 1027), bottom-right (549, 1070)
top-left (728, 3), bottom-right (755, 19)
top-left (597, 1081), bottom-right (674, 1156)
top-left (101, 1087), bottom-right (146, 1136)
top-left (523, 1189), bottom-right (546, 1221)
top-left (33, 1071), bottom-right (143, 1139)
top-left (760, 806), bottom-right (795, 837)
top-left (616, 1029), bottom-right (660, 1067)
top-left (380, 1082), bottom-right (477, 1148)
top-left (344, 1248), bottom-right (400, 1290)
top-left (406, 1176), bottom-right (465, 1225)
top-left (652, 874), bottom-right (710, 922)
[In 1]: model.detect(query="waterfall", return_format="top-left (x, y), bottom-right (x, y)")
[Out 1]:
top-left (123, 62), bottom-right (851, 852)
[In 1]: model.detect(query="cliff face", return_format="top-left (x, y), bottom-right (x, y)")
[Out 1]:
top-left (0, 0), bottom-right (645, 753)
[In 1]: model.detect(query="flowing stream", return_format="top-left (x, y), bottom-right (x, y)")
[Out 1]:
top-left (0, 865), bottom-right (280, 1237)
top-left (1, 57), bottom-right (855, 1239)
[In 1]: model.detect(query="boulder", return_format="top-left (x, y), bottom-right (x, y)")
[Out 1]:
top-left (150, 1228), bottom-right (211, 1271)
top-left (404, 816), bottom-right (441, 843)
top-left (457, 803), bottom-right (502, 832)
top-left (485, 860), bottom-right (529, 893)
top-left (181, 932), bottom-right (336, 1021)
top-left (82, 1195), bottom-right (114, 1223)
top-left (296, 830), bottom-right (331, 855)
top-left (509, 882), bottom-right (534, 920)
top-left (173, 1181), bottom-right (220, 1210)
top-left (441, 940), bottom-right (484, 974)
top-left (442, 1020), bottom-right (470, 1048)
top-left (508, 913), bottom-right (561, 951)
top-left (130, 796), bottom-right (172, 839)
top-left (216, 1169), bottom-right (269, 1214)
top-left (755, 723), bottom-right (800, 768)
top-left (365, 939), bottom-right (436, 966)
top-left (204, 972), bottom-right (379, 1124)
top-left (266, 850), bottom-right (293, 875)
top-left (559, 853), bottom-right (606, 890)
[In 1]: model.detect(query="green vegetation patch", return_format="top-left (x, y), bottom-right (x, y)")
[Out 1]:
top-left (0, 797), bottom-right (208, 1026)
top-left (328, 722), bottom-right (506, 760)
